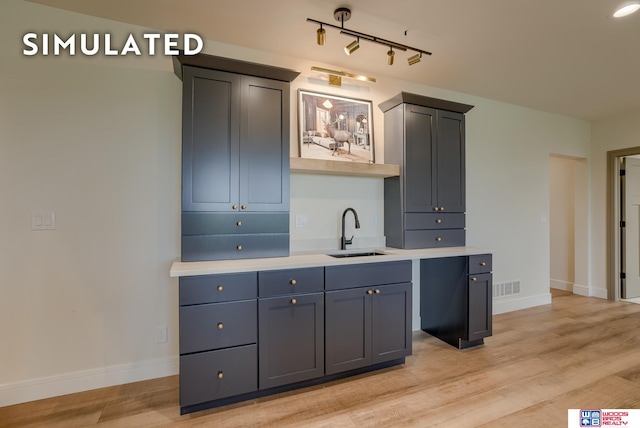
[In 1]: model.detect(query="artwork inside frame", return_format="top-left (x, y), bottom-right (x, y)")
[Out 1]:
top-left (298, 89), bottom-right (375, 163)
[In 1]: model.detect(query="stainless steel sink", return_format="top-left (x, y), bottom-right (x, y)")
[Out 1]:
top-left (327, 251), bottom-right (386, 258)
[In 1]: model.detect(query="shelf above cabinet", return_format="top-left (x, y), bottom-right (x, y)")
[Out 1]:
top-left (290, 158), bottom-right (400, 178)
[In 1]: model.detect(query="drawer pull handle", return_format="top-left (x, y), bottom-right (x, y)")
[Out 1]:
top-left (374, 289), bottom-right (381, 294)
top-left (290, 298), bottom-right (297, 305)
top-left (237, 245), bottom-right (243, 251)
top-left (232, 205), bottom-right (238, 210)
top-left (290, 279), bottom-right (297, 285)
top-left (436, 237), bottom-right (442, 242)
top-left (366, 290), bottom-right (373, 295)
top-left (236, 221), bottom-right (242, 227)
top-left (241, 204), bottom-right (247, 210)
top-left (217, 323), bottom-right (224, 330)
top-left (217, 371), bottom-right (224, 379)
top-left (480, 262), bottom-right (487, 266)
top-left (217, 285), bottom-right (223, 292)
top-left (436, 219), bottom-right (442, 224)
top-left (471, 277), bottom-right (478, 282)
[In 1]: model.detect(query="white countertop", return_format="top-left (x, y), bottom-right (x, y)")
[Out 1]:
top-left (169, 246), bottom-right (491, 277)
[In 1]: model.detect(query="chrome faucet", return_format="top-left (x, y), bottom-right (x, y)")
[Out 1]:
top-left (341, 207), bottom-right (361, 250)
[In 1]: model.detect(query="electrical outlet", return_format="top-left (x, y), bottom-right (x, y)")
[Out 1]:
top-left (156, 326), bottom-right (168, 343)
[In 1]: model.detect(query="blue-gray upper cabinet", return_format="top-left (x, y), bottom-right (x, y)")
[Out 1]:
top-left (380, 93), bottom-right (473, 249)
top-left (181, 66), bottom-right (290, 213)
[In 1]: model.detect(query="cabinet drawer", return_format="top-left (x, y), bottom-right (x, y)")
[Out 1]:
top-left (469, 254), bottom-right (492, 274)
top-left (404, 229), bottom-right (465, 249)
top-left (180, 300), bottom-right (257, 354)
top-left (405, 213), bottom-right (465, 230)
top-left (180, 344), bottom-right (257, 407)
top-left (182, 212), bottom-right (289, 235)
top-left (325, 260), bottom-right (412, 291)
top-left (258, 267), bottom-right (324, 297)
top-left (182, 233), bottom-right (289, 262)
top-left (179, 272), bottom-right (257, 306)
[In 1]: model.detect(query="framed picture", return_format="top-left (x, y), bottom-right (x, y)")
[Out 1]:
top-left (298, 89), bottom-right (374, 163)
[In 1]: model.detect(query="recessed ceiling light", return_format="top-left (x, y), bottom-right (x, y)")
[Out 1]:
top-left (613, 2), bottom-right (640, 18)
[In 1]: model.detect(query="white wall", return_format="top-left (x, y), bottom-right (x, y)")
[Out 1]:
top-left (0, 0), bottom-right (592, 406)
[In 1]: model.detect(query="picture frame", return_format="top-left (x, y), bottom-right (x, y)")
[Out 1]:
top-left (298, 89), bottom-right (375, 163)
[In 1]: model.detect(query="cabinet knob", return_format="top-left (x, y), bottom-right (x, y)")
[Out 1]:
top-left (241, 205), bottom-right (247, 210)
top-left (237, 245), bottom-right (243, 251)
top-left (480, 262), bottom-right (487, 266)
top-left (436, 219), bottom-right (442, 224)
top-left (290, 298), bottom-right (297, 305)
top-left (236, 221), bottom-right (242, 227)
top-left (436, 237), bottom-right (442, 242)
top-left (217, 285), bottom-right (223, 292)
top-left (290, 279), bottom-right (297, 285)
top-left (217, 323), bottom-right (224, 330)
top-left (217, 371), bottom-right (224, 379)
top-left (433, 207), bottom-right (439, 212)
top-left (366, 290), bottom-right (373, 295)
top-left (440, 207), bottom-right (445, 211)
top-left (374, 289), bottom-right (381, 294)
top-left (232, 205), bottom-right (238, 210)
top-left (471, 277), bottom-right (478, 282)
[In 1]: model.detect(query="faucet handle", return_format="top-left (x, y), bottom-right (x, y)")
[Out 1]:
top-left (345, 235), bottom-right (354, 245)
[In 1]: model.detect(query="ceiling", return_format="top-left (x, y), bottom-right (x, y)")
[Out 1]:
top-left (26, 0), bottom-right (640, 121)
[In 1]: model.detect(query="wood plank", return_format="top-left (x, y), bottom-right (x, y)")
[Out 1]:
top-left (290, 157), bottom-right (400, 178)
top-left (1, 293), bottom-right (639, 427)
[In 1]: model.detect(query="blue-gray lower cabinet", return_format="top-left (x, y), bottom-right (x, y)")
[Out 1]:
top-left (258, 292), bottom-right (324, 389)
top-left (420, 254), bottom-right (492, 349)
top-left (325, 261), bottom-right (413, 375)
top-left (179, 261), bottom-right (413, 414)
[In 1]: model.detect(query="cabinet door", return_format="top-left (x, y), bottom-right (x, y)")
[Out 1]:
top-left (467, 273), bottom-right (492, 342)
top-left (258, 293), bottom-right (324, 389)
top-left (239, 76), bottom-right (290, 212)
top-left (371, 283), bottom-right (412, 364)
top-left (435, 110), bottom-right (465, 213)
top-left (404, 104), bottom-right (437, 213)
top-left (182, 66), bottom-right (241, 212)
top-left (325, 287), bottom-right (372, 375)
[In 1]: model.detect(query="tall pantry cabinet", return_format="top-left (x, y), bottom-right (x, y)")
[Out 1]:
top-left (380, 93), bottom-right (474, 249)
top-left (173, 53), bottom-right (299, 262)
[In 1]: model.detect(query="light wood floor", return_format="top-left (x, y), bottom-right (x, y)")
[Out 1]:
top-left (3, 292), bottom-right (640, 427)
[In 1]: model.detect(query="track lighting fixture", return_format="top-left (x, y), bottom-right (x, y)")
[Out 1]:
top-left (307, 8), bottom-right (431, 66)
top-left (407, 52), bottom-right (422, 66)
top-left (317, 25), bottom-right (326, 45)
top-left (344, 38), bottom-right (360, 55)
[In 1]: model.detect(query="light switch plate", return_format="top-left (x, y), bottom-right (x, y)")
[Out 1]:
top-left (295, 214), bottom-right (308, 228)
top-left (32, 211), bottom-right (55, 230)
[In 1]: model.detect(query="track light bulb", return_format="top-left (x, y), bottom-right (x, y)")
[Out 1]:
top-left (344, 39), bottom-right (359, 55)
top-left (387, 48), bottom-right (394, 66)
top-left (317, 27), bottom-right (326, 45)
top-left (407, 53), bottom-right (421, 65)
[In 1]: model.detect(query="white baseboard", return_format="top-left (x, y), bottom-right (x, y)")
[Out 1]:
top-left (0, 356), bottom-right (178, 407)
top-left (573, 284), bottom-right (608, 299)
top-left (492, 292), bottom-right (552, 315)
top-left (550, 279), bottom-right (573, 291)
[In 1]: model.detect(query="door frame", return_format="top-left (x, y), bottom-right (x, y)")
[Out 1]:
top-left (607, 146), bottom-right (640, 301)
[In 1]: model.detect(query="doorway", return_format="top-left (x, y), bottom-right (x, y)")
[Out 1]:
top-left (607, 146), bottom-right (640, 301)
top-left (549, 155), bottom-right (588, 296)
